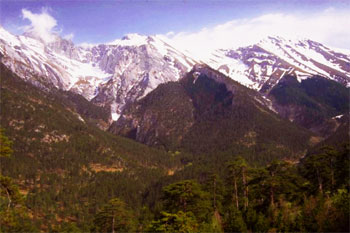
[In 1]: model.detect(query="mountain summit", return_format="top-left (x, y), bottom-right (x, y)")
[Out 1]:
top-left (206, 36), bottom-right (350, 92)
top-left (0, 28), bottom-right (196, 121)
top-left (0, 28), bottom-right (349, 123)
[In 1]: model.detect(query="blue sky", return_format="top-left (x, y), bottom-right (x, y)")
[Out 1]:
top-left (1, 0), bottom-right (348, 43)
top-left (1, 0), bottom-right (349, 52)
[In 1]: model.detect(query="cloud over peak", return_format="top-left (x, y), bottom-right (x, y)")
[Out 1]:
top-left (165, 8), bottom-right (350, 60)
top-left (21, 8), bottom-right (59, 43)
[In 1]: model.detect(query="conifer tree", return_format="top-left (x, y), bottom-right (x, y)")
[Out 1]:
top-left (92, 198), bottom-right (136, 233)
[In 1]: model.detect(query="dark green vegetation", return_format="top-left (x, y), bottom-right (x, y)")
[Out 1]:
top-left (2, 125), bottom-right (349, 232)
top-left (0, 64), bottom-right (183, 231)
top-left (269, 75), bottom-right (349, 137)
top-left (1, 63), bottom-right (349, 232)
top-left (147, 144), bottom-right (350, 232)
top-left (112, 65), bottom-right (314, 164)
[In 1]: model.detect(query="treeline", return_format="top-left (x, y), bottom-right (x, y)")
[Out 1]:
top-left (1, 64), bottom-right (349, 232)
top-left (2, 127), bottom-right (348, 232)
top-left (88, 143), bottom-right (349, 233)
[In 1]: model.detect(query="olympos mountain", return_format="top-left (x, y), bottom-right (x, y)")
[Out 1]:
top-left (1, 26), bottom-right (349, 123)
top-left (0, 8), bottom-right (350, 231)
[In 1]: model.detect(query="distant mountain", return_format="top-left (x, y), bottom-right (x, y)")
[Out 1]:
top-left (1, 27), bottom-right (349, 128)
top-left (0, 27), bottom-right (196, 122)
top-left (111, 64), bottom-right (313, 162)
top-left (206, 36), bottom-right (350, 92)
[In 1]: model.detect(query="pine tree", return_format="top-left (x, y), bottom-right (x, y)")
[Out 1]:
top-left (0, 129), bottom-right (37, 232)
top-left (147, 211), bottom-right (198, 233)
top-left (162, 180), bottom-right (212, 223)
top-left (92, 198), bottom-right (136, 233)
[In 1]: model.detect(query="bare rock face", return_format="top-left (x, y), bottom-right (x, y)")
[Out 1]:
top-left (47, 36), bottom-right (81, 60)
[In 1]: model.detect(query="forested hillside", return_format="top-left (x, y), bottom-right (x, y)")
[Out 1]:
top-left (112, 65), bottom-right (313, 164)
top-left (0, 64), bottom-right (349, 232)
top-left (269, 75), bottom-right (349, 137)
top-left (0, 64), bottom-right (184, 231)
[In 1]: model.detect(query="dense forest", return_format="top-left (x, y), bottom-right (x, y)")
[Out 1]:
top-left (0, 64), bottom-right (349, 232)
top-left (1, 128), bottom-right (349, 232)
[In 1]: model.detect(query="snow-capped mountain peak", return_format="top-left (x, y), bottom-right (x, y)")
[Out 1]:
top-left (108, 33), bottom-right (149, 46)
top-left (206, 35), bottom-right (350, 92)
top-left (0, 27), bottom-right (197, 121)
top-left (1, 26), bottom-right (348, 122)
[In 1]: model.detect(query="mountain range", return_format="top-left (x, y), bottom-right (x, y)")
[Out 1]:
top-left (1, 25), bottom-right (349, 232)
top-left (1, 26), bottom-right (349, 125)
top-left (0, 27), bottom-right (196, 123)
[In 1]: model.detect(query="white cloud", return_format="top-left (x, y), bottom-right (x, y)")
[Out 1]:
top-left (63, 33), bottom-right (74, 41)
top-left (164, 8), bottom-right (350, 60)
top-left (165, 31), bottom-right (175, 37)
top-left (78, 42), bottom-right (96, 49)
top-left (21, 8), bottom-right (58, 43)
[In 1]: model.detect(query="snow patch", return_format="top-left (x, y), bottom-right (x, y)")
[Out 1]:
top-left (332, 114), bottom-right (344, 119)
top-left (111, 113), bottom-right (120, 121)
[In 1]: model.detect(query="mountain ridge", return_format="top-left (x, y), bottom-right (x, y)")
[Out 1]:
top-left (1, 27), bottom-right (349, 124)
top-left (0, 27), bottom-right (196, 122)
top-left (111, 64), bottom-right (314, 161)
top-left (206, 36), bottom-right (350, 92)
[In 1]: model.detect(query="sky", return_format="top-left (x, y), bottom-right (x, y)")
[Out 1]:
top-left (1, 0), bottom-right (349, 57)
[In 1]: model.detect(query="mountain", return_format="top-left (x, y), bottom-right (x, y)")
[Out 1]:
top-left (0, 63), bottom-right (184, 229)
top-left (1, 27), bottom-right (349, 232)
top-left (111, 64), bottom-right (314, 163)
top-left (0, 27), bottom-right (196, 122)
top-left (1, 28), bottom-right (349, 122)
top-left (206, 36), bottom-right (350, 93)
top-left (89, 34), bottom-right (196, 120)
top-left (1, 27), bottom-right (348, 136)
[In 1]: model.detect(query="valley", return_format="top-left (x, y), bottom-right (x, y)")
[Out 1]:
top-left (0, 16), bottom-right (349, 232)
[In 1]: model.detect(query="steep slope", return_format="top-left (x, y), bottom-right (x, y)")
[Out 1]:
top-left (89, 34), bottom-right (196, 120)
top-left (310, 114), bottom-right (350, 153)
top-left (0, 27), bottom-right (110, 93)
top-left (0, 64), bottom-right (183, 229)
top-left (111, 64), bottom-right (313, 162)
top-left (207, 36), bottom-right (350, 92)
top-left (0, 27), bottom-right (196, 122)
top-left (267, 74), bottom-right (349, 137)
top-left (2, 27), bottom-right (348, 124)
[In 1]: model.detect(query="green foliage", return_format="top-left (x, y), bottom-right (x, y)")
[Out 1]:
top-left (0, 176), bottom-right (24, 210)
top-left (269, 75), bottom-right (349, 134)
top-left (300, 145), bottom-right (349, 194)
top-left (223, 206), bottom-right (247, 232)
top-left (331, 189), bottom-right (350, 231)
top-left (255, 212), bottom-right (269, 232)
top-left (0, 130), bottom-right (37, 233)
top-left (0, 128), bottom-right (13, 158)
top-left (203, 173), bottom-right (225, 212)
top-left (92, 198), bottom-right (136, 233)
top-left (1, 63), bottom-right (349, 232)
top-left (147, 211), bottom-right (198, 233)
top-left (53, 222), bottom-right (82, 233)
top-left (0, 63), bottom-right (182, 230)
top-left (162, 180), bottom-right (212, 222)
top-left (0, 175), bottom-right (37, 233)
top-left (115, 66), bottom-right (313, 165)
